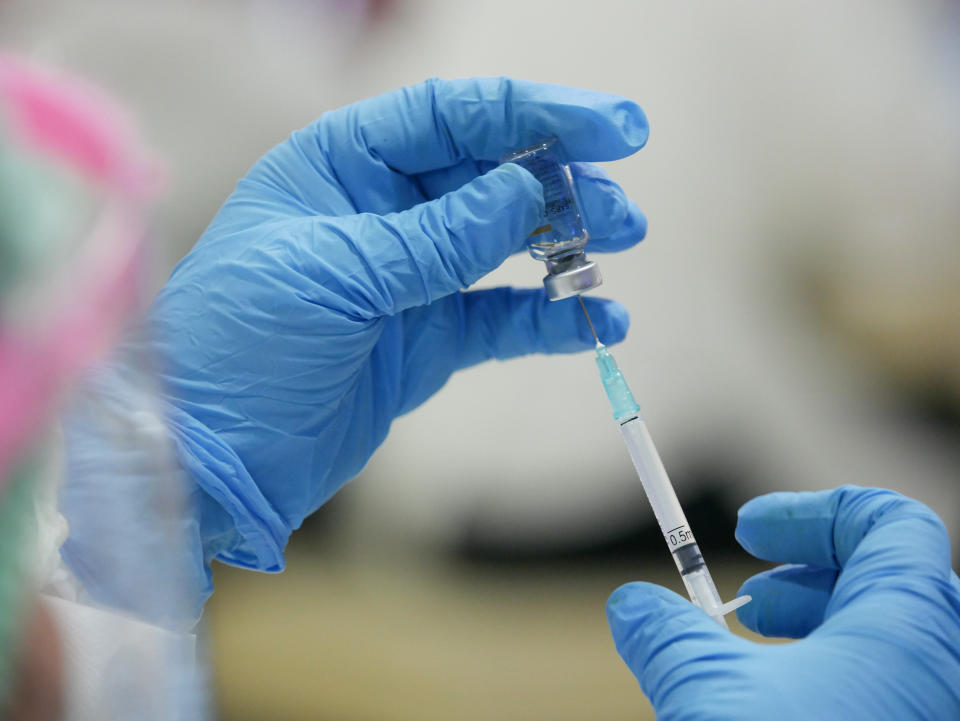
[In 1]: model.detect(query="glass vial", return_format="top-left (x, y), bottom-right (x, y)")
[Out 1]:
top-left (500, 138), bottom-right (602, 300)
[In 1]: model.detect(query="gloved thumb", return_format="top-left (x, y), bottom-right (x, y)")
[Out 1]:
top-left (606, 582), bottom-right (741, 706)
top-left (316, 163), bottom-right (544, 318)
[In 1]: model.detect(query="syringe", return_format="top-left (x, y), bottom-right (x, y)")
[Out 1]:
top-left (580, 301), bottom-right (750, 627)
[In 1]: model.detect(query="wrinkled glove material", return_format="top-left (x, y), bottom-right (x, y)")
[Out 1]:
top-left (607, 485), bottom-right (960, 720)
top-left (148, 77), bottom-right (648, 600)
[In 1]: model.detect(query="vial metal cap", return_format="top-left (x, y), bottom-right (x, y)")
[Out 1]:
top-left (543, 259), bottom-right (602, 300)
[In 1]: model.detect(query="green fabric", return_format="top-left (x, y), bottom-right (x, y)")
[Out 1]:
top-left (0, 454), bottom-right (37, 710)
top-left (0, 132), bottom-right (95, 302)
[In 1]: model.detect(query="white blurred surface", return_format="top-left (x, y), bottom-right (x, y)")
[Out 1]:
top-left (3, 0), bottom-right (959, 550)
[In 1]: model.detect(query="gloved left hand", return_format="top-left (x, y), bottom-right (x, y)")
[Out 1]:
top-left (148, 77), bottom-right (649, 591)
top-left (607, 486), bottom-right (960, 720)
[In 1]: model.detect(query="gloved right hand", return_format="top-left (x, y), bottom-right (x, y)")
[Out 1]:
top-left (145, 77), bottom-right (647, 603)
top-left (607, 486), bottom-right (960, 720)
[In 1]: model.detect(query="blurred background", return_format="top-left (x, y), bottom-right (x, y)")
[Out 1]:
top-left (3, 0), bottom-right (960, 718)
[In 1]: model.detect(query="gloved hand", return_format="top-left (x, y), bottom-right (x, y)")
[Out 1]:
top-left (607, 486), bottom-right (960, 720)
top-left (150, 78), bottom-right (648, 587)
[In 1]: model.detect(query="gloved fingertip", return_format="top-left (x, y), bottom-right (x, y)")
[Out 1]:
top-left (616, 100), bottom-right (650, 150)
top-left (734, 492), bottom-right (789, 556)
top-left (734, 576), bottom-right (764, 632)
top-left (628, 203), bottom-right (648, 242)
top-left (607, 580), bottom-right (728, 677)
top-left (607, 581), bottom-right (744, 700)
top-left (490, 162), bottom-right (546, 211)
top-left (733, 519), bottom-right (753, 556)
top-left (585, 202), bottom-right (647, 254)
top-left (480, 163), bottom-right (546, 252)
top-left (606, 581), bottom-right (687, 626)
top-left (428, 165), bottom-right (548, 288)
top-left (572, 167), bottom-right (628, 236)
top-left (734, 601), bottom-right (757, 632)
top-left (734, 564), bottom-right (837, 639)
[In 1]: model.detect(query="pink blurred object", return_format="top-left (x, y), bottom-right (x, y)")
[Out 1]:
top-left (0, 53), bottom-right (159, 196)
top-left (0, 54), bottom-right (160, 484)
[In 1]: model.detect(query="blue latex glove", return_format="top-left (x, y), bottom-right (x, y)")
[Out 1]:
top-left (151, 78), bottom-right (648, 590)
top-left (607, 486), bottom-right (960, 720)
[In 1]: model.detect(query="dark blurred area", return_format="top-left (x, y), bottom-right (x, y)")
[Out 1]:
top-left (3, 0), bottom-right (959, 718)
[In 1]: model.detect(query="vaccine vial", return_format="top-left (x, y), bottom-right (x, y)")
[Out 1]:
top-left (500, 138), bottom-right (602, 300)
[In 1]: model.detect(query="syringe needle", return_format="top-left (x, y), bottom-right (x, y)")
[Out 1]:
top-left (577, 295), bottom-right (601, 347)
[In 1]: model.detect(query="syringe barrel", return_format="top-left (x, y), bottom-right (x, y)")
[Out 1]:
top-left (681, 564), bottom-right (729, 629)
top-left (618, 415), bottom-right (697, 556)
top-left (619, 415), bottom-right (733, 624)
top-left (598, 346), bottom-right (748, 625)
